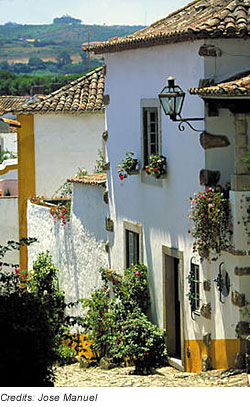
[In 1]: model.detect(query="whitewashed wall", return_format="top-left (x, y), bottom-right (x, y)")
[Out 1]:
top-left (0, 132), bottom-right (17, 156)
top-left (0, 158), bottom-right (17, 180)
top-left (34, 112), bottom-right (105, 197)
top-left (27, 182), bottom-right (108, 305)
top-left (104, 37), bottom-right (250, 348)
top-left (0, 197), bottom-right (19, 265)
top-left (104, 40), bottom-right (206, 336)
top-left (204, 38), bottom-right (250, 83)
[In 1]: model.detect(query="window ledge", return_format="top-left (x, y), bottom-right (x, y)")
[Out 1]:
top-left (141, 171), bottom-right (166, 187)
top-left (127, 169), bottom-right (140, 176)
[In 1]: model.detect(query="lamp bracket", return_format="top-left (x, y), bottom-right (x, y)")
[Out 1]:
top-left (171, 115), bottom-right (204, 132)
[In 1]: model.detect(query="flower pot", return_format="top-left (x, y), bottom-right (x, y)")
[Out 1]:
top-left (127, 169), bottom-right (139, 175)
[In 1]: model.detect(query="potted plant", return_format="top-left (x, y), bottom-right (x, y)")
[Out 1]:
top-left (117, 152), bottom-right (139, 180)
top-left (188, 186), bottom-right (231, 262)
top-left (144, 154), bottom-right (167, 179)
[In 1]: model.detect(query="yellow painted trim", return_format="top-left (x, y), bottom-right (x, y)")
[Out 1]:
top-left (17, 114), bottom-right (35, 270)
top-left (184, 339), bottom-right (240, 372)
top-left (0, 163), bottom-right (18, 176)
top-left (211, 339), bottom-right (240, 370)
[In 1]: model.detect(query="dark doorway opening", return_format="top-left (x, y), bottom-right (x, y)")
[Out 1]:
top-left (165, 254), bottom-right (181, 358)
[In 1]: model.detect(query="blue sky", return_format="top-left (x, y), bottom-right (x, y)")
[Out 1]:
top-left (0, 0), bottom-right (188, 26)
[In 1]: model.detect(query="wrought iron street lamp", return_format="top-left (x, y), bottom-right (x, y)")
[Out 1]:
top-left (158, 76), bottom-right (204, 131)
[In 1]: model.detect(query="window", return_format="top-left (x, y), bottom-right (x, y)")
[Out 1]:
top-left (123, 220), bottom-right (142, 269)
top-left (190, 263), bottom-right (200, 311)
top-left (141, 99), bottom-right (161, 166)
top-left (126, 230), bottom-right (139, 268)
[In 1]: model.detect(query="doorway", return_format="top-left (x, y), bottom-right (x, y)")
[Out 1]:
top-left (163, 247), bottom-right (184, 368)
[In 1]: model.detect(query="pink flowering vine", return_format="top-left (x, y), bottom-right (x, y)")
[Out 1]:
top-left (188, 186), bottom-right (232, 261)
top-left (50, 201), bottom-right (71, 226)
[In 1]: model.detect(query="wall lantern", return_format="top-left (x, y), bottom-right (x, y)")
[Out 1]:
top-left (158, 76), bottom-right (204, 132)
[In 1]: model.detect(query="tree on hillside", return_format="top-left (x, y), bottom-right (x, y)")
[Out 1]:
top-left (53, 15), bottom-right (82, 24)
top-left (28, 57), bottom-right (45, 70)
top-left (56, 51), bottom-right (72, 67)
top-left (79, 50), bottom-right (88, 65)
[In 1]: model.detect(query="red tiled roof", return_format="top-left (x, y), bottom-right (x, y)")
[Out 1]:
top-left (0, 96), bottom-right (31, 115)
top-left (189, 73), bottom-right (250, 97)
top-left (88, 0), bottom-right (250, 54)
top-left (68, 173), bottom-right (106, 185)
top-left (14, 67), bottom-right (105, 114)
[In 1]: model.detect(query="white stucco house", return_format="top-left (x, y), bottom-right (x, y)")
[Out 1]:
top-left (87, 0), bottom-right (250, 372)
top-left (27, 173), bottom-right (108, 305)
top-left (9, 66), bottom-right (106, 270)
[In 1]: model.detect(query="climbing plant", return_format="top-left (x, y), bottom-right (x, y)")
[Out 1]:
top-left (188, 186), bottom-right (232, 261)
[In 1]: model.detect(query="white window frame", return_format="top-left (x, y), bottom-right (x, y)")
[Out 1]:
top-left (141, 98), bottom-right (162, 167)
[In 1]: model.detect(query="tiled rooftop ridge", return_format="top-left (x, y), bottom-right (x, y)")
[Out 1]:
top-left (13, 66), bottom-right (105, 114)
top-left (189, 72), bottom-right (250, 96)
top-left (0, 96), bottom-right (33, 115)
top-left (87, 0), bottom-right (250, 54)
top-left (68, 173), bottom-right (106, 185)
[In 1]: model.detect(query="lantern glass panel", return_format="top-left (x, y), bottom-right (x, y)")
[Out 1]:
top-left (160, 94), bottom-right (175, 116)
top-left (175, 94), bottom-right (184, 115)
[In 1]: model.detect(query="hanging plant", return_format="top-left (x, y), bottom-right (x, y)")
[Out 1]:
top-left (188, 186), bottom-right (231, 262)
top-left (144, 154), bottom-right (167, 179)
top-left (50, 201), bottom-right (71, 226)
top-left (117, 152), bottom-right (139, 180)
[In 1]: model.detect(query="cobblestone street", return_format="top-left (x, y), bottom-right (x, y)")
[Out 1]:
top-left (54, 363), bottom-right (249, 387)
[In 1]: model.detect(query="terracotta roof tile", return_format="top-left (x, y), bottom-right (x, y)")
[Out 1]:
top-left (189, 72), bottom-right (250, 96)
top-left (0, 96), bottom-right (31, 115)
top-left (88, 0), bottom-right (250, 54)
top-left (14, 67), bottom-right (105, 114)
top-left (68, 173), bottom-right (106, 185)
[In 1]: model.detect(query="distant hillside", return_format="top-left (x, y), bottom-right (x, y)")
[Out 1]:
top-left (0, 23), bottom-right (144, 64)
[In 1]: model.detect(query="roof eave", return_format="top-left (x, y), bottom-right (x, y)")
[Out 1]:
top-left (87, 31), bottom-right (250, 55)
top-left (191, 94), bottom-right (250, 99)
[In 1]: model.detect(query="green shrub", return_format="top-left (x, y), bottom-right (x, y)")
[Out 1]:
top-left (57, 343), bottom-right (75, 366)
top-left (81, 264), bottom-right (167, 374)
top-left (80, 286), bottom-right (113, 361)
top-left (0, 270), bottom-right (56, 386)
top-left (0, 149), bottom-right (17, 164)
top-left (0, 246), bottom-right (78, 386)
top-left (27, 251), bottom-right (72, 361)
top-left (111, 307), bottom-right (167, 374)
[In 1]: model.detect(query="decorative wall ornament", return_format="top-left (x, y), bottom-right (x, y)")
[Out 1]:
top-left (103, 189), bottom-right (108, 204)
top-left (105, 217), bottom-right (114, 232)
top-left (203, 280), bottom-right (211, 291)
top-left (200, 303), bottom-right (211, 319)
top-left (199, 169), bottom-right (220, 186)
top-left (214, 262), bottom-right (230, 304)
top-left (199, 132), bottom-right (230, 150)
top-left (231, 291), bottom-right (246, 307)
top-left (103, 162), bottom-right (110, 171)
top-left (102, 130), bottom-right (108, 141)
top-left (234, 266), bottom-right (250, 276)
